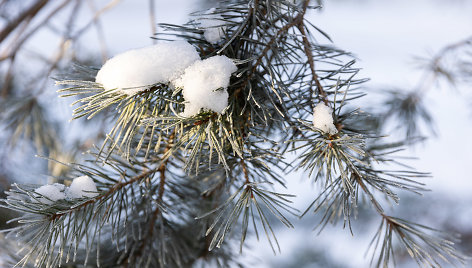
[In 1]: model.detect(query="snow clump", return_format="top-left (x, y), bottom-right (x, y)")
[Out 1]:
top-left (95, 41), bottom-right (237, 117)
top-left (66, 175), bottom-right (99, 199)
top-left (33, 176), bottom-right (99, 204)
top-left (34, 183), bottom-right (66, 204)
top-left (313, 102), bottom-right (338, 135)
top-left (173, 55), bottom-right (237, 117)
top-left (96, 41), bottom-right (200, 95)
top-left (200, 8), bottom-right (226, 44)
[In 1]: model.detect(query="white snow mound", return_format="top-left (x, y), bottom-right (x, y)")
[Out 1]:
top-left (96, 41), bottom-right (200, 95)
top-left (34, 184), bottom-right (66, 204)
top-left (66, 175), bottom-right (99, 199)
top-left (313, 102), bottom-right (338, 135)
top-left (173, 55), bottom-right (237, 117)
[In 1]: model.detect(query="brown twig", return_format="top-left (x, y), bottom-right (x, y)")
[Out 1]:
top-left (1, 55), bottom-right (15, 97)
top-left (35, 1), bottom-right (81, 94)
top-left (50, 167), bottom-right (159, 221)
top-left (0, 0), bottom-right (49, 43)
top-left (297, 22), bottom-right (327, 105)
top-left (241, 0), bottom-right (325, 109)
top-left (240, 158), bottom-right (250, 184)
top-left (135, 129), bottom-right (175, 255)
top-left (0, 0), bottom-right (72, 62)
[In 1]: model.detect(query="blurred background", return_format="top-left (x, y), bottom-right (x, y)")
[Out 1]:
top-left (0, 0), bottom-right (471, 267)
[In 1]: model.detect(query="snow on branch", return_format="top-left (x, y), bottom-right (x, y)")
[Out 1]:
top-left (174, 55), bottom-right (237, 116)
top-left (33, 175), bottom-right (99, 205)
top-left (95, 41), bottom-right (200, 95)
top-left (199, 8), bottom-right (227, 44)
top-left (312, 102), bottom-right (338, 135)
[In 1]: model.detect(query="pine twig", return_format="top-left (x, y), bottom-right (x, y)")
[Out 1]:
top-left (50, 167), bottom-right (159, 221)
top-left (135, 129), bottom-right (175, 257)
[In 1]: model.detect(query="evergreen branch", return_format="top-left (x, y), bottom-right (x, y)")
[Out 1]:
top-left (0, 96), bottom-right (58, 154)
top-left (0, 157), bottom-right (159, 268)
top-left (143, 111), bottom-right (246, 174)
top-left (57, 79), bottom-right (177, 158)
top-left (292, 99), bottom-right (464, 267)
top-left (376, 36), bottom-right (472, 140)
top-left (133, 130), bottom-right (175, 259)
top-left (51, 167), bottom-right (159, 220)
top-left (368, 215), bottom-right (467, 267)
top-left (196, 183), bottom-right (296, 254)
top-left (2, 1), bottom-right (468, 267)
top-left (381, 90), bottom-right (435, 139)
top-left (296, 0), bottom-right (327, 106)
top-left (417, 35), bottom-right (472, 93)
top-left (351, 152), bottom-right (463, 267)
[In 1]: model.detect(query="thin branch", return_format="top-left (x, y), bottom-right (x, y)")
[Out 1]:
top-left (50, 167), bottom-right (160, 221)
top-left (248, 7), bottom-right (306, 82)
top-left (135, 129), bottom-right (175, 257)
top-left (72, 0), bottom-right (121, 41)
top-left (0, 0), bottom-right (72, 61)
top-left (0, 0), bottom-right (49, 43)
top-left (86, 0), bottom-right (111, 62)
top-left (1, 56), bottom-right (15, 97)
top-left (240, 158), bottom-right (250, 184)
top-left (149, 0), bottom-right (157, 44)
top-left (416, 34), bottom-right (472, 94)
top-left (297, 22), bottom-right (327, 105)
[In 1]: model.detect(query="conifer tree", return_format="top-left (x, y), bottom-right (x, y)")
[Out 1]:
top-left (0, 0), bottom-right (469, 267)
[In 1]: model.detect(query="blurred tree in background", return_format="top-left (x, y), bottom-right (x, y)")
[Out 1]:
top-left (0, 0), bottom-right (471, 267)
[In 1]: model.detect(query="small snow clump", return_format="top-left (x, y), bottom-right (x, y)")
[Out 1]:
top-left (96, 41), bottom-right (200, 95)
top-left (313, 102), bottom-right (338, 135)
top-left (200, 8), bottom-right (226, 44)
top-left (34, 184), bottom-right (66, 204)
top-left (66, 175), bottom-right (99, 199)
top-left (173, 55), bottom-right (237, 117)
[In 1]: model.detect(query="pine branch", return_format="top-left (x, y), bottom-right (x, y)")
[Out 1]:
top-left (0, 153), bottom-right (160, 268)
top-left (196, 182), bottom-right (297, 254)
top-left (2, 1), bottom-right (469, 267)
top-left (0, 96), bottom-right (58, 154)
top-left (368, 215), bottom-right (467, 267)
top-left (133, 130), bottom-right (174, 259)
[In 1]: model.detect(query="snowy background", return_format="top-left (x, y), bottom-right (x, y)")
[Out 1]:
top-left (1, 0), bottom-right (472, 267)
